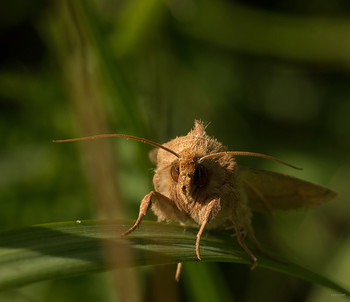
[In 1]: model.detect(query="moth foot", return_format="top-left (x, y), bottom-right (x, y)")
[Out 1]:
top-left (121, 222), bottom-right (139, 237)
top-left (195, 246), bottom-right (202, 261)
top-left (175, 263), bottom-right (183, 282)
top-left (250, 256), bottom-right (258, 270)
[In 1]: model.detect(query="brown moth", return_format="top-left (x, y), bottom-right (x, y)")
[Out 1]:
top-left (54, 120), bottom-right (338, 280)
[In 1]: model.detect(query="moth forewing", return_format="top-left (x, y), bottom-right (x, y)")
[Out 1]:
top-left (148, 148), bottom-right (159, 165)
top-left (237, 166), bottom-right (338, 213)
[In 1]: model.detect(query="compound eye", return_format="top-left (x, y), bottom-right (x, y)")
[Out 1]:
top-left (193, 164), bottom-right (208, 187)
top-left (170, 162), bottom-right (180, 182)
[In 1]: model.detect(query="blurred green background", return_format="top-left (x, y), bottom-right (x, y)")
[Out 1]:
top-left (1, 0), bottom-right (349, 301)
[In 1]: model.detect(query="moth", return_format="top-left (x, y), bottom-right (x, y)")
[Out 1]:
top-left (54, 120), bottom-right (338, 280)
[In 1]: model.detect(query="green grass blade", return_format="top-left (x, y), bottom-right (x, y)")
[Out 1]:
top-left (0, 220), bottom-right (348, 296)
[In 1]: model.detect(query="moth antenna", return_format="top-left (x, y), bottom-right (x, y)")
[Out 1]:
top-left (199, 151), bottom-right (302, 170)
top-left (53, 134), bottom-right (180, 158)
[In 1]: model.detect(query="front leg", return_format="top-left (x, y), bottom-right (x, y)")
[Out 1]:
top-left (122, 191), bottom-right (187, 282)
top-left (196, 197), bottom-right (221, 260)
top-left (121, 191), bottom-right (154, 237)
top-left (122, 191), bottom-right (185, 237)
top-left (174, 197), bottom-right (221, 282)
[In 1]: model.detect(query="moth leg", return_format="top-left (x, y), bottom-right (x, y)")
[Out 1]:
top-left (121, 191), bottom-right (154, 237)
top-left (196, 197), bottom-right (221, 261)
top-left (245, 223), bottom-right (263, 253)
top-left (122, 191), bottom-right (184, 237)
top-left (231, 209), bottom-right (257, 270)
top-left (175, 262), bottom-right (182, 282)
top-left (230, 226), bottom-right (247, 239)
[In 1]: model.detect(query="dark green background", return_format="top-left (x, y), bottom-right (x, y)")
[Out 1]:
top-left (1, 0), bottom-right (349, 301)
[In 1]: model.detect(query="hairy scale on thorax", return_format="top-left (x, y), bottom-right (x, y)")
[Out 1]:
top-left (152, 121), bottom-right (240, 229)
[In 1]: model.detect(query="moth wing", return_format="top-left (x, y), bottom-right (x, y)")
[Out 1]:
top-left (149, 148), bottom-right (159, 165)
top-left (237, 166), bottom-right (338, 213)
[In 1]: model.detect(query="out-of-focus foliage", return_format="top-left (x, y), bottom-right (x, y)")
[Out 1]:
top-left (0, 0), bottom-right (349, 301)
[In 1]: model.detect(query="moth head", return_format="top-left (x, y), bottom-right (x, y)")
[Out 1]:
top-left (170, 156), bottom-right (209, 198)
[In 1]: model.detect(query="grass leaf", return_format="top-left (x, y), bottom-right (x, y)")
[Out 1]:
top-left (0, 220), bottom-right (349, 296)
